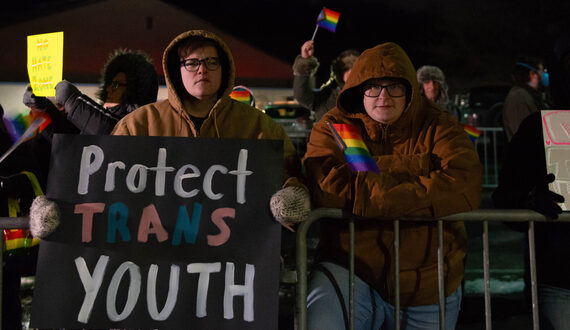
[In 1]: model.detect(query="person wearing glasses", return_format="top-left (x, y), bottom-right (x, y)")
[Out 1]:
top-left (46, 49), bottom-right (159, 135)
top-left (109, 30), bottom-right (309, 229)
top-left (22, 49), bottom-right (158, 137)
top-left (30, 30), bottom-right (310, 239)
top-left (302, 42), bottom-right (481, 329)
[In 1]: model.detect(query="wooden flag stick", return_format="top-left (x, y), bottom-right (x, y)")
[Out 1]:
top-left (311, 25), bottom-right (319, 40)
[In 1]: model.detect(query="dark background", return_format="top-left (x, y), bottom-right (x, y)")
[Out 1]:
top-left (1, 0), bottom-right (569, 93)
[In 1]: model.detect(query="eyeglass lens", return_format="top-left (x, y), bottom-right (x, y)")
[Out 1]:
top-left (181, 57), bottom-right (220, 72)
top-left (364, 83), bottom-right (406, 97)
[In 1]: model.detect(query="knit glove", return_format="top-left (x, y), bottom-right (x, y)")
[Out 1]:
top-left (270, 185), bottom-right (311, 231)
top-left (29, 196), bottom-right (60, 238)
top-left (525, 173), bottom-right (565, 219)
top-left (22, 86), bottom-right (54, 112)
top-left (55, 80), bottom-right (81, 107)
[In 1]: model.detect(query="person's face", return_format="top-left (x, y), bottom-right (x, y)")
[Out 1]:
top-left (180, 46), bottom-right (222, 101)
top-left (342, 69), bottom-right (352, 85)
top-left (362, 79), bottom-right (407, 125)
top-left (528, 64), bottom-right (544, 89)
top-left (105, 72), bottom-right (127, 104)
top-left (422, 80), bottom-right (440, 102)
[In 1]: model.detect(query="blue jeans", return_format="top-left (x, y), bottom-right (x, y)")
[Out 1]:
top-left (539, 284), bottom-right (570, 330)
top-left (307, 262), bottom-right (462, 330)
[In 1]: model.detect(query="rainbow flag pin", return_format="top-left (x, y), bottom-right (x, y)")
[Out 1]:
top-left (463, 124), bottom-right (481, 143)
top-left (311, 7), bottom-right (341, 40)
top-left (230, 85), bottom-right (255, 106)
top-left (328, 122), bottom-right (380, 173)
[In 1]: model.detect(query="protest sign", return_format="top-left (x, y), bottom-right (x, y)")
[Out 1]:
top-left (27, 31), bottom-right (64, 97)
top-left (30, 134), bottom-right (283, 329)
top-left (541, 110), bottom-right (570, 210)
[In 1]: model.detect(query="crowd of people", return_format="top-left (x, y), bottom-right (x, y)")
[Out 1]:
top-left (0, 28), bottom-right (568, 330)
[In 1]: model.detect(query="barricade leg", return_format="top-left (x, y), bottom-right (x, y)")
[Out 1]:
top-left (483, 220), bottom-right (492, 330)
top-left (528, 221), bottom-right (539, 330)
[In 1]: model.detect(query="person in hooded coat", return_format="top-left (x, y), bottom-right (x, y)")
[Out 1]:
top-left (30, 31), bottom-right (309, 245)
top-left (108, 30), bottom-right (309, 228)
top-left (303, 42), bottom-right (481, 329)
top-left (53, 49), bottom-right (159, 135)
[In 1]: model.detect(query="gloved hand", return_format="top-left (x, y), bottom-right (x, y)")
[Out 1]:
top-left (270, 185), bottom-right (311, 231)
top-left (22, 86), bottom-right (54, 112)
top-left (29, 195), bottom-right (60, 238)
top-left (55, 80), bottom-right (81, 107)
top-left (526, 173), bottom-right (565, 219)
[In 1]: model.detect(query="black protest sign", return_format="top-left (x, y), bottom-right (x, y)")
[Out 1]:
top-left (30, 134), bottom-right (284, 329)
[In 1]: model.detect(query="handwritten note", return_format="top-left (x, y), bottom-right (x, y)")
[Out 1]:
top-left (27, 31), bottom-right (63, 96)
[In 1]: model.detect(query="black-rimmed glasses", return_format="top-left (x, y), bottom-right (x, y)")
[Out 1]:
top-left (110, 80), bottom-right (127, 91)
top-left (363, 83), bottom-right (406, 98)
top-left (180, 57), bottom-right (221, 72)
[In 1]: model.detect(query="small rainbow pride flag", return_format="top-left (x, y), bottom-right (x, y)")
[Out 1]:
top-left (328, 122), bottom-right (380, 173)
top-left (230, 86), bottom-right (254, 105)
top-left (316, 7), bottom-right (340, 33)
top-left (463, 124), bottom-right (481, 143)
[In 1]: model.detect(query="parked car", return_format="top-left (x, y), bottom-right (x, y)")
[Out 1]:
top-left (263, 101), bottom-right (313, 137)
top-left (460, 84), bottom-right (511, 127)
top-left (264, 100), bottom-right (313, 156)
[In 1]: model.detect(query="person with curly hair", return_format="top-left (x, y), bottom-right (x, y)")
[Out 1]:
top-left (293, 40), bottom-right (360, 121)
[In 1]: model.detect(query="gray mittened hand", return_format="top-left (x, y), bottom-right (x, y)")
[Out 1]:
top-left (29, 195), bottom-right (60, 238)
top-left (55, 80), bottom-right (81, 107)
top-left (270, 185), bottom-right (311, 225)
top-left (22, 86), bottom-right (52, 111)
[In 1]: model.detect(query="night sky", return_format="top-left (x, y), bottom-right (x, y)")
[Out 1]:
top-left (1, 0), bottom-right (569, 93)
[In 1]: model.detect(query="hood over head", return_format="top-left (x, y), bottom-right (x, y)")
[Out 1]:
top-left (337, 42), bottom-right (419, 124)
top-left (97, 49), bottom-right (158, 107)
top-left (162, 30), bottom-right (235, 112)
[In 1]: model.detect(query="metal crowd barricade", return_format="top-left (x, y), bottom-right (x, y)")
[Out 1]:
top-left (475, 127), bottom-right (505, 188)
top-left (0, 216), bottom-right (30, 330)
top-left (295, 208), bottom-right (570, 330)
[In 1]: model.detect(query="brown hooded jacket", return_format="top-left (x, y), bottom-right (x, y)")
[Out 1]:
top-left (303, 42), bottom-right (482, 306)
top-left (112, 30), bottom-right (303, 188)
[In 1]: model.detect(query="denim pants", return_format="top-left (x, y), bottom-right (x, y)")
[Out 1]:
top-left (539, 284), bottom-right (570, 330)
top-left (307, 262), bottom-right (462, 330)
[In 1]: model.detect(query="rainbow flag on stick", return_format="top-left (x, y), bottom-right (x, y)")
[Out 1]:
top-left (312, 7), bottom-right (340, 40)
top-left (328, 122), bottom-right (380, 173)
top-left (463, 124), bottom-right (481, 143)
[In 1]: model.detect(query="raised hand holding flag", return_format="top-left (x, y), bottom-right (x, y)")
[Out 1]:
top-left (312, 7), bottom-right (341, 40)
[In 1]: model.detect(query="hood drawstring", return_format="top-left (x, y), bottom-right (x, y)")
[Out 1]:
top-left (213, 107), bottom-right (221, 138)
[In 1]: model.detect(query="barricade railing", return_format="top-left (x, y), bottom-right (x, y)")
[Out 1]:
top-left (475, 127), bottom-right (505, 188)
top-left (295, 208), bottom-right (570, 330)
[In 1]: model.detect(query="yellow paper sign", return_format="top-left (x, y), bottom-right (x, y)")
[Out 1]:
top-left (27, 31), bottom-right (64, 97)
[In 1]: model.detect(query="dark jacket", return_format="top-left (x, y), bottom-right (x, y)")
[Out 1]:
top-left (65, 94), bottom-right (137, 135)
top-left (502, 85), bottom-right (546, 140)
top-left (303, 42), bottom-right (482, 306)
top-left (64, 49), bottom-right (158, 135)
top-left (493, 111), bottom-right (570, 290)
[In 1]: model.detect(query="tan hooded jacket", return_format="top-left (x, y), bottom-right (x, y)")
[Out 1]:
top-left (112, 30), bottom-right (303, 188)
top-left (303, 43), bottom-right (482, 306)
